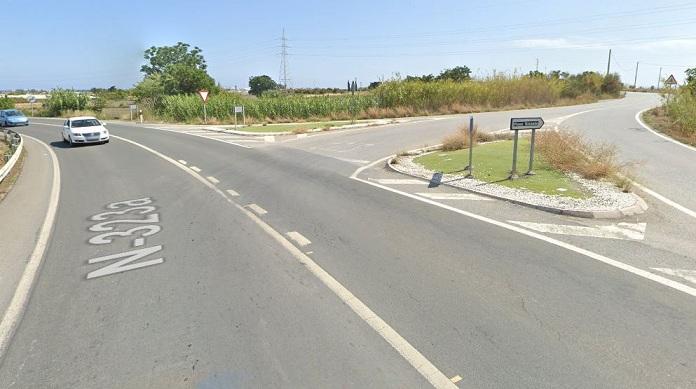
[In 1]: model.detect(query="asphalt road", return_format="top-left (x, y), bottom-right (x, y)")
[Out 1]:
top-left (2, 93), bottom-right (696, 388)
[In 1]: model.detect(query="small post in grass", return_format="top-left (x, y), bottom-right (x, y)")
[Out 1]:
top-left (526, 128), bottom-right (536, 176)
top-left (510, 129), bottom-right (520, 179)
top-left (465, 116), bottom-right (474, 178)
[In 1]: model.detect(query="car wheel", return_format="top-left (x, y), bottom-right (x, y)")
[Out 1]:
top-left (68, 136), bottom-right (74, 147)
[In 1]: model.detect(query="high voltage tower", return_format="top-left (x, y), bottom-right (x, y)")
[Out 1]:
top-left (279, 29), bottom-right (289, 88)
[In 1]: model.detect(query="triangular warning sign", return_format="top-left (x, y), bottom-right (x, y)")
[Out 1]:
top-left (197, 89), bottom-right (209, 102)
top-left (665, 74), bottom-right (678, 85)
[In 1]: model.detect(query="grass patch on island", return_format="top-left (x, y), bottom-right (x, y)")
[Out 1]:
top-left (414, 138), bottom-right (588, 198)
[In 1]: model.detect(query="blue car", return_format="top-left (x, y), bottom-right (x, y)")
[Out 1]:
top-left (0, 109), bottom-right (29, 127)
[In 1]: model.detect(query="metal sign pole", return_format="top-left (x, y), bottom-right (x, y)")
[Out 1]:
top-left (465, 116), bottom-right (474, 178)
top-left (527, 129), bottom-right (536, 175)
top-left (242, 106), bottom-right (246, 126)
top-left (203, 103), bottom-right (207, 124)
top-left (510, 129), bottom-right (519, 179)
top-left (234, 111), bottom-right (238, 130)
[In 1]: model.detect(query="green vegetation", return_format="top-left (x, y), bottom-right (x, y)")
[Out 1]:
top-left (642, 67), bottom-right (696, 147)
top-left (248, 75), bottom-right (280, 96)
top-left (414, 138), bottom-right (587, 198)
top-left (0, 97), bottom-right (14, 110)
top-left (43, 89), bottom-right (89, 116)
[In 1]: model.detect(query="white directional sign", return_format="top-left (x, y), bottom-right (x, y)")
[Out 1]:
top-left (129, 104), bottom-right (137, 111)
top-left (27, 95), bottom-right (36, 103)
top-left (197, 89), bottom-right (209, 102)
top-left (510, 117), bottom-right (544, 131)
top-left (234, 106), bottom-right (244, 113)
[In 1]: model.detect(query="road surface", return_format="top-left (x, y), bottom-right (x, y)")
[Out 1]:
top-left (2, 92), bottom-right (696, 388)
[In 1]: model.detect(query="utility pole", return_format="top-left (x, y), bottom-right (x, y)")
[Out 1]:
top-left (279, 28), bottom-right (289, 89)
top-left (605, 49), bottom-right (612, 76)
top-left (535, 58), bottom-right (539, 72)
top-left (633, 61), bottom-right (639, 89)
top-left (657, 67), bottom-right (662, 90)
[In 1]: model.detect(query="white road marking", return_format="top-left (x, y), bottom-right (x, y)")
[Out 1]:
top-left (552, 108), bottom-right (603, 125)
top-left (652, 268), bottom-right (696, 285)
top-left (630, 180), bottom-right (696, 220)
top-left (416, 192), bottom-right (492, 201)
top-left (332, 156), bottom-right (371, 164)
top-left (371, 178), bottom-right (427, 185)
top-left (109, 134), bottom-right (456, 389)
top-left (286, 231), bottom-right (311, 247)
top-left (190, 166), bottom-right (201, 172)
top-left (246, 203), bottom-right (267, 215)
top-left (0, 136), bottom-right (61, 361)
top-left (133, 238), bottom-right (145, 247)
top-left (264, 135), bottom-right (276, 143)
top-left (450, 375), bottom-right (463, 384)
top-left (351, 156), bottom-right (696, 298)
top-left (305, 251), bottom-right (314, 254)
top-left (635, 108), bottom-right (696, 153)
top-left (178, 159), bottom-right (187, 165)
top-left (206, 176), bottom-right (220, 184)
top-left (508, 221), bottom-right (646, 241)
top-left (226, 189), bottom-right (239, 196)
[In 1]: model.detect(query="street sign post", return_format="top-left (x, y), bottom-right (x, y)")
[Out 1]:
top-left (465, 116), bottom-right (475, 178)
top-left (28, 96), bottom-right (36, 116)
top-left (664, 74), bottom-right (677, 86)
top-left (129, 104), bottom-right (137, 121)
top-left (509, 117), bottom-right (544, 179)
top-left (232, 105), bottom-right (244, 129)
top-left (198, 90), bottom-right (209, 124)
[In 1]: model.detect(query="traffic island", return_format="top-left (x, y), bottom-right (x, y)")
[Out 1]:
top-left (388, 137), bottom-right (647, 219)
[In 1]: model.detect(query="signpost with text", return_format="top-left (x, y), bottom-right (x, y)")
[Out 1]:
top-left (509, 117), bottom-right (544, 179)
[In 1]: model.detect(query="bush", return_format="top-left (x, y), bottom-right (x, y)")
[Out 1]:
top-left (43, 89), bottom-right (89, 116)
top-left (0, 97), bottom-right (14, 110)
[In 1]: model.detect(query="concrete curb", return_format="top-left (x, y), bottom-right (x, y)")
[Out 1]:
top-left (386, 146), bottom-right (647, 219)
top-left (0, 130), bottom-right (23, 184)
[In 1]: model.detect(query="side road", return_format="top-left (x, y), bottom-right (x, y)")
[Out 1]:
top-left (0, 137), bottom-right (56, 320)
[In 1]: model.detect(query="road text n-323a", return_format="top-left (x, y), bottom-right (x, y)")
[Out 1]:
top-left (85, 197), bottom-right (164, 279)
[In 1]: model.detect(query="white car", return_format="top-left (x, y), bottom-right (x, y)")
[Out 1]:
top-left (62, 116), bottom-right (110, 146)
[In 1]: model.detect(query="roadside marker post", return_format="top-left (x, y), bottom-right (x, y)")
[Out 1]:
top-left (465, 116), bottom-right (474, 178)
top-left (197, 89), bottom-right (210, 124)
top-left (509, 117), bottom-right (544, 179)
top-left (232, 105), bottom-right (244, 130)
top-left (128, 104), bottom-right (137, 121)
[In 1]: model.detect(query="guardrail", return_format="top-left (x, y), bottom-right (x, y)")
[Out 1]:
top-left (0, 129), bottom-right (23, 184)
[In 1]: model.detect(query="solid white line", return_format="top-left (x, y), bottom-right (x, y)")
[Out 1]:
top-left (286, 231), bottom-right (311, 247)
top-left (206, 176), bottom-right (220, 184)
top-left (631, 181), bottom-right (696, 220)
top-left (0, 136), bottom-right (61, 361)
top-left (416, 192), bottom-right (492, 201)
top-left (508, 221), bottom-right (646, 241)
top-left (190, 166), bottom-right (201, 172)
top-left (226, 189), bottom-right (239, 197)
top-left (450, 375), bottom-right (463, 384)
top-left (371, 178), bottom-right (427, 185)
top-left (108, 134), bottom-right (456, 389)
top-left (178, 159), bottom-right (187, 165)
top-left (246, 203), bottom-right (267, 215)
top-left (635, 108), bottom-right (696, 153)
top-left (651, 268), bottom-right (696, 284)
top-left (351, 156), bottom-right (696, 298)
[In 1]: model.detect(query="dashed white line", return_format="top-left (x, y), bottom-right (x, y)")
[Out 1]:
top-left (416, 192), bottom-right (492, 201)
top-left (206, 176), bottom-right (220, 184)
top-left (107, 133), bottom-right (456, 388)
top-left (178, 159), bottom-right (187, 165)
top-left (190, 166), bottom-right (201, 173)
top-left (286, 231), bottom-right (311, 247)
top-left (450, 375), bottom-right (463, 384)
top-left (226, 189), bottom-right (239, 197)
top-left (247, 203), bottom-right (267, 215)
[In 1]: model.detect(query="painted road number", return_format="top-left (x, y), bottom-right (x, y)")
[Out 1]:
top-left (85, 197), bottom-right (164, 279)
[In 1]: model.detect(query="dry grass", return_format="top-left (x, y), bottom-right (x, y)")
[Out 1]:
top-left (441, 125), bottom-right (512, 151)
top-left (536, 130), bottom-right (634, 191)
top-left (643, 106), bottom-right (696, 147)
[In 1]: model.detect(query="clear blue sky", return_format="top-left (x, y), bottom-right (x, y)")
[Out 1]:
top-left (2, 0), bottom-right (695, 90)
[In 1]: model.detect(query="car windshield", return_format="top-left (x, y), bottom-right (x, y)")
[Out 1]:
top-left (5, 110), bottom-right (23, 117)
top-left (71, 119), bottom-right (101, 127)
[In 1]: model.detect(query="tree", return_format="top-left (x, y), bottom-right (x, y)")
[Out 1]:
top-left (249, 75), bottom-right (279, 96)
top-left (686, 67), bottom-right (696, 95)
top-left (526, 70), bottom-right (545, 78)
top-left (133, 74), bottom-right (166, 100)
top-left (437, 66), bottom-right (471, 82)
top-left (160, 64), bottom-right (216, 95)
top-left (601, 73), bottom-right (622, 96)
top-left (141, 42), bottom-right (207, 76)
